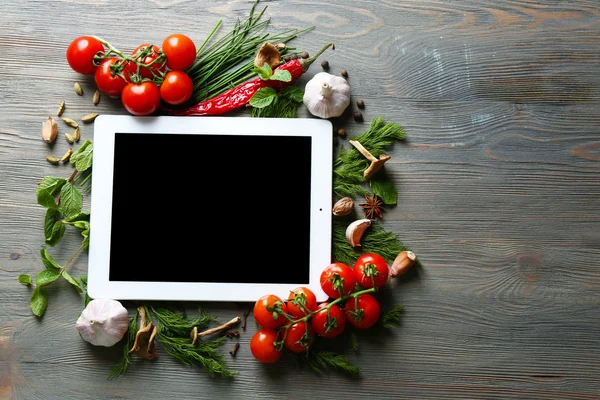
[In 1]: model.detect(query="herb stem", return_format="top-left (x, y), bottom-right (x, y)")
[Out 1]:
top-left (59, 243), bottom-right (85, 275)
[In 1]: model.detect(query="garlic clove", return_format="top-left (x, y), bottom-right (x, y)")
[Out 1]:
top-left (390, 251), bottom-right (416, 278)
top-left (42, 116), bottom-right (58, 143)
top-left (76, 298), bottom-right (129, 347)
top-left (345, 219), bottom-right (371, 247)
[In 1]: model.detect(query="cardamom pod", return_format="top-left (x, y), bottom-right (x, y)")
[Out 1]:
top-left (60, 148), bottom-right (73, 163)
top-left (81, 113), bottom-right (99, 124)
top-left (93, 90), bottom-right (100, 105)
top-left (65, 133), bottom-right (75, 144)
top-left (73, 127), bottom-right (80, 142)
top-left (46, 155), bottom-right (60, 165)
top-left (62, 117), bottom-right (79, 128)
top-left (57, 101), bottom-right (65, 117)
top-left (74, 82), bottom-right (83, 96)
top-left (42, 116), bottom-right (58, 143)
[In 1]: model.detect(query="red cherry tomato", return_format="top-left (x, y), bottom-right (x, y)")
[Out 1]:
top-left (159, 71), bottom-right (193, 105)
top-left (353, 253), bottom-right (390, 289)
top-left (121, 82), bottom-right (161, 116)
top-left (66, 36), bottom-right (104, 74)
top-left (250, 329), bottom-right (282, 364)
top-left (130, 44), bottom-right (166, 80)
top-left (311, 302), bottom-right (346, 338)
top-left (283, 321), bottom-right (314, 353)
top-left (344, 293), bottom-right (381, 329)
top-left (253, 294), bottom-right (289, 329)
top-left (287, 287), bottom-right (318, 318)
top-left (320, 262), bottom-right (357, 299)
top-left (162, 34), bottom-right (197, 71)
top-left (94, 58), bottom-right (127, 97)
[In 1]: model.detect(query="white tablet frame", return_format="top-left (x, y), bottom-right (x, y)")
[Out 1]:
top-left (87, 115), bottom-right (332, 302)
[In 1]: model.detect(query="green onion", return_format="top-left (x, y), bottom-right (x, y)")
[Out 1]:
top-left (187, 0), bottom-right (313, 103)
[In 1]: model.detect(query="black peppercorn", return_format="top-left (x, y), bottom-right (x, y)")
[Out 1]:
top-left (357, 99), bottom-right (365, 109)
top-left (341, 69), bottom-right (348, 78)
top-left (353, 111), bottom-right (363, 122)
top-left (337, 128), bottom-right (346, 137)
top-left (301, 51), bottom-right (309, 59)
top-left (321, 60), bottom-right (329, 69)
top-left (290, 53), bottom-right (298, 60)
top-left (284, 55), bottom-right (291, 62)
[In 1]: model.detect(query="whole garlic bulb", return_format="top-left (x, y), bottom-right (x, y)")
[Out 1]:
top-left (303, 72), bottom-right (351, 119)
top-left (76, 298), bottom-right (129, 347)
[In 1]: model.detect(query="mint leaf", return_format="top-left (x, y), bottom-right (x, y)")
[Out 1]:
top-left (40, 248), bottom-right (61, 271)
top-left (37, 188), bottom-right (59, 211)
top-left (44, 209), bottom-right (59, 240)
top-left (38, 176), bottom-right (66, 196)
top-left (253, 63), bottom-right (272, 80)
top-left (81, 229), bottom-right (90, 249)
top-left (80, 276), bottom-right (92, 306)
top-left (270, 69), bottom-right (292, 82)
top-left (18, 274), bottom-right (32, 286)
top-left (63, 270), bottom-right (83, 293)
top-left (36, 269), bottom-right (61, 287)
top-left (30, 287), bottom-right (48, 317)
top-left (59, 182), bottom-right (83, 218)
top-left (45, 221), bottom-right (65, 246)
top-left (281, 86), bottom-right (304, 103)
top-left (250, 87), bottom-right (277, 108)
top-left (370, 178), bottom-right (397, 205)
top-left (70, 140), bottom-right (93, 172)
top-left (65, 211), bottom-right (90, 222)
top-left (73, 221), bottom-right (90, 231)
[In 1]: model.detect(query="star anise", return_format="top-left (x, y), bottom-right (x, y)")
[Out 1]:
top-left (359, 194), bottom-right (384, 220)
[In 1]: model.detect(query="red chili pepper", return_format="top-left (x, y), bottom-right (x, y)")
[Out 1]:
top-left (164, 43), bottom-right (334, 116)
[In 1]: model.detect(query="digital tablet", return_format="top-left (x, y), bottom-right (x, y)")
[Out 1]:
top-left (87, 115), bottom-right (332, 303)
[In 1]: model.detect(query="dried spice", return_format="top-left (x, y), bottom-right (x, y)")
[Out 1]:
top-left (73, 127), bottom-right (80, 142)
top-left (62, 117), bottom-right (79, 129)
top-left (93, 90), bottom-right (100, 105)
top-left (60, 148), bottom-right (73, 163)
top-left (81, 113), bottom-right (99, 124)
top-left (46, 155), bottom-right (60, 165)
top-left (57, 101), bottom-right (65, 116)
top-left (359, 194), bottom-right (384, 220)
top-left (332, 197), bottom-right (354, 216)
top-left (65, 133), bottom-right (74, 144)
top-left (74, 82), bottom-right (83, 96)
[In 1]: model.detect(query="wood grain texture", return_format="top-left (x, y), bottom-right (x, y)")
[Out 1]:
top-left (1, 0), bottom-right (599, 399)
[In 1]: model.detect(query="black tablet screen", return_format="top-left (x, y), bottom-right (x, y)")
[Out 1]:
top-left (108, 133), bottom-right (312, 284)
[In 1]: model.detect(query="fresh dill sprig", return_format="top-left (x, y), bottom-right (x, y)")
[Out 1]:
top-left (151, 307), bottom-right (236, 378)
top-left (294, 351), bottom-right (360, 376)
top-left (379, 305), bottom-right (405, 329)
top-left (108, 308), bottom-right (139, 379)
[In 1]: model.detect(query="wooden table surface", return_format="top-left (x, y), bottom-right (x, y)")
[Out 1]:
top-left (1, 0), bottom-right (599, 399)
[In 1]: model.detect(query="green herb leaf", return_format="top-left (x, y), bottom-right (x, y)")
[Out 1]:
top-left (45, 221), bottom-right (65, 246)
top-left (370, 178), bottom-right (397, 205)
top-left (65, 211), bottom-right (90, 222)
top-left (62, 270), bottom-right (83, 293)
top-left (81, 229), bottom-right (90, 249)
top-left (36, 269), bottom-right (61, 287)
top-left (108, 310), bottom-right (138, 379)
top-left (269, 69), bottom-right (292, 82)
top-left (44, 209), bottom-right (59, 240)
top-left (59, 182), bottom-right (83, 218)
top-left (80, 276), bottom-right (92, 306)
top-left (37, 176), bottom-right (66, 196)
top-left (281, 85), bottom-right (304, 102)
top-left (18, 274), bottom-right (32, 286)
top-left (249, 87), bottom-right (278, 108)
top-left (379, 305), bottom-right (404, 329)
top-left (294, 351), bottom-right (360, 376)
top-left (37, 188), bottom-right (59, 211)
top-left (253, 63), bottom-right (273, 80)
top-left (73, 221), bottom-right (90, 230)
top-left (70, 140), bottom-right (93, 172)
top-left (40, 248), bottom-right (61, 271)
top-left (30, 287), bottom-right (48, 317)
